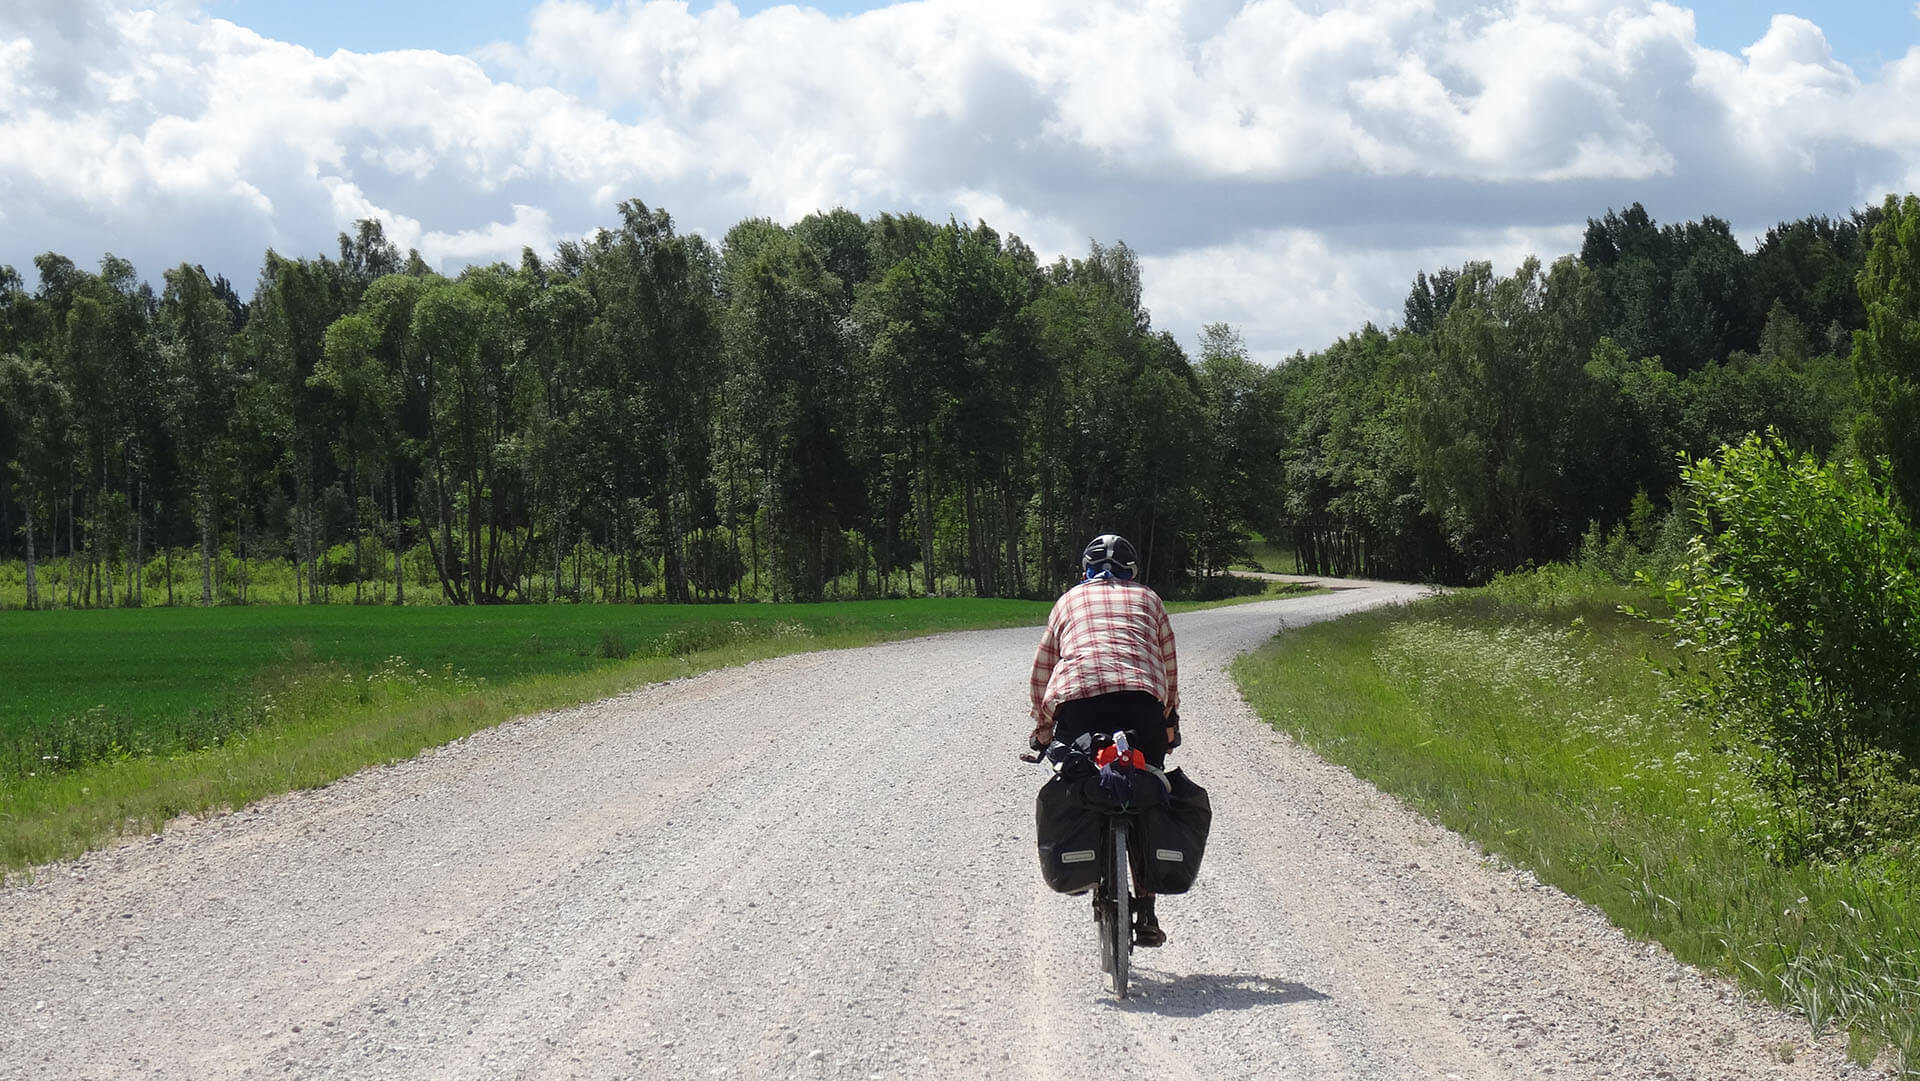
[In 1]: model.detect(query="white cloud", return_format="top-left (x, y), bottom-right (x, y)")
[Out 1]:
top-left (2, 0), bottom-right (1918, 358)
top-left (421, 204), bottom-right (556, 264)
top-left (1143, 224), bottom-right (1587, 362)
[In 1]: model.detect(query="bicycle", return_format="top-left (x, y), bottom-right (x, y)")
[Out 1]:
top-left (1023, 729), bottom-right (1153, 999)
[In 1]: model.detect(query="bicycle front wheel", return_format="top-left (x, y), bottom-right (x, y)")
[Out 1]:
top-left (1109, 821), bottom-right (1131, 998)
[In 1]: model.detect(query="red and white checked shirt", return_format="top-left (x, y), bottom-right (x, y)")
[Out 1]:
top-left (1028, 577), bottom-right (1179, 741)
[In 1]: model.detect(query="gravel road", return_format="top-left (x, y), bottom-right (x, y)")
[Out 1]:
top-left (1, 583), bottom-right (1879, 1080)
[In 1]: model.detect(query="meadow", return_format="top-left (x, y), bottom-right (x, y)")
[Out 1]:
top-left (0, 597), bottom-right (1051, 872)
top-left (1233, 584), bottom-right (1919, 1076)
top-left (0, 599), bottom-right (1052, 777)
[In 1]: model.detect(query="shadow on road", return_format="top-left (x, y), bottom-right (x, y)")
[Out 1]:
top-left (1103, 971), bottom-right (1331, 1015)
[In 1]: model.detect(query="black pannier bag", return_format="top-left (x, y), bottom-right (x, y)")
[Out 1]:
top-left (1136, 768), bottom-right (1212, 894)
top-left (1035, 776), bottom-right (1103, 894)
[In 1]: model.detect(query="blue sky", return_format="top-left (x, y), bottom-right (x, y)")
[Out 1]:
top-left (209, 0), bottom-right (1917, 72)
top-left (206, 0), bottom-right (895, 56)
top-left (1686, 0), bottom-right (1916, 71)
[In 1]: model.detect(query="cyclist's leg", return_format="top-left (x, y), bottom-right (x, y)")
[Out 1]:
top-left (1080, 693), bottom-right (1173, 945)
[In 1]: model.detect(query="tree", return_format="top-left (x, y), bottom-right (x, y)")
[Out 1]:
top-left (1402, 267), bottom-right (1459, 337)
top-left (1654, 433), bottom-right (1920, 862)
top-left (409, 276), bottom-right (515, 603)
top-left (1190, 324), bottom-right (1279, 575)
top-left (580, 200), bottom-right (722, 603)
top-left (247, 252), bottom-right (347, 603)
top-left (1853, 193), bottom-right (1920, 518)
top-left (161, 263), bottom-right (241, 605)
top-left (0, 354), bottom-right (74, 609)
top-left (728, 228), bottom-right (858, 600)
top-left (1409, 257), bottom-right (1610, 578)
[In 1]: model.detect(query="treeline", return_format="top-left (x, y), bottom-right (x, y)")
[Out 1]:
top-left (1279, 202), bottom-right (1880, 581)
top-left (0, 204), bottom-right (1279, 607)
top-left (0, 195), bottom-right (1908, 609)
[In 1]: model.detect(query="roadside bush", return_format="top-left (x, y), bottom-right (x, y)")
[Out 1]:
top-left (1648, 432), bottom-right (1920, 864)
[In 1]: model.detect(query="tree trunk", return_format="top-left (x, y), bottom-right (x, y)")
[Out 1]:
top-left (65, 488), bottom-right (76, 608)
top-left (1002, 466), bottom-right (1022, 598)
top-left (918, 439), bottom-right (935, 597)
top-left (294, 476), bottom-right (306, 605)
top-left (1143, 509), bottom-right (1157, 586)
top-left (237, 506), bottom-right (246, 604)
top-left (100, 483), bottom-right (114, 610)
top-left (199, 480), bottom-right (214, 606)
top-left (23, 501), bottom-right (38, 610)
top-left (352, 469), bottom-right (364, 605)
top-left (391, 465), bottom-right (405, 606)
top-left (962, 474), bottom-right (984, 597)
top-left (129, 478), bottom-right (142, 606)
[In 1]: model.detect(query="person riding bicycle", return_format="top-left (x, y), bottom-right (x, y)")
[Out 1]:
top-left (1028, 533), bottom-right (1180, 947)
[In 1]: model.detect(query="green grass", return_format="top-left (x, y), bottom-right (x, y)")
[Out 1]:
top-left (0, 600), bottom-right (1047, 774)
top-left (0, 598), bottom-right (1050, 873)
top-left (1230, 532), bottom-right (1297, 574)
top-left (1233, 590), bottom-right (1919, 1076)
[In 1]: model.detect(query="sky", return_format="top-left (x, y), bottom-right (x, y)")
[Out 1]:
top-left (5, 1), bottom-right (1920, 363)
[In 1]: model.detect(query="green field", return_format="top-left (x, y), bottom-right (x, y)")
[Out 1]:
top-left (0, 598), bottom-right (1054, 872)
top-left (0, 599), bottom-right (1052, 777)
top-left (1234, 589), bottom-right (1918, 1075)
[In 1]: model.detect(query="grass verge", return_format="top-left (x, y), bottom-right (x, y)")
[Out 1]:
top-left (1232, 590), bottom-right (1918, 1076)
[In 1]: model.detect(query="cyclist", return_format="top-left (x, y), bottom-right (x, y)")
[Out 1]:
top-left (1028, 533), bottom-right (1181, 946)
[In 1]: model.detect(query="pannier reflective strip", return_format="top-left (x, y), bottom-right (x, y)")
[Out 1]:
top-left (1061, 850), bottom-right (1096, 864)
top-left (1155, 849), bottom-right (1185, 862)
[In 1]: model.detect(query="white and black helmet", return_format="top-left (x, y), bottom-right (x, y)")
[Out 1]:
top-left (1082, 533), bottom-right (1138, 580)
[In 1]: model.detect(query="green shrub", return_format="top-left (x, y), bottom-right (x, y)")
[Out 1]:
top-left (1648, 432), bottom-right (1920, 864)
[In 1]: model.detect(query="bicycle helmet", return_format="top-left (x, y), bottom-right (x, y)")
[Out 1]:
top-left (1082, 533), bottom-right (1138, 580)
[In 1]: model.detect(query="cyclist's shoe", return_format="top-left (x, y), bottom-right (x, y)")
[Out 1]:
top-left (1133, 898), bottom-right (1166, 947)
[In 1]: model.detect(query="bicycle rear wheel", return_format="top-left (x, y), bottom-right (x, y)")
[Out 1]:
top-left (1109, 821), bottom-right (1131, 998)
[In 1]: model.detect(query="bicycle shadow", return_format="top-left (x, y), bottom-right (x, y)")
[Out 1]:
top-left (1103, 971), bottom-right (1331, 1016)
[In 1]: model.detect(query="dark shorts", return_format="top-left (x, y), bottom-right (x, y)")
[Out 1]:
top-left (1051, 690), bottom-right (1171, 768)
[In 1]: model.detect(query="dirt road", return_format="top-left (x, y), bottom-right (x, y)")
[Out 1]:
top-left (0, 583), bottom-right (1871, 1079)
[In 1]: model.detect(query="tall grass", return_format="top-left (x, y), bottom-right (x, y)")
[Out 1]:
top-left (1233, 589), bottom-right (1918, 1076)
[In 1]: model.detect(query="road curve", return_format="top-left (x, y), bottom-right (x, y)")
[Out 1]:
top-left (0, 583), bottom-right (1870, 1080)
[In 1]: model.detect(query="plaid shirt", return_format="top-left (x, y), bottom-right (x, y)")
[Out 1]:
top-left (1028, 577), bottom-right (1179, 743)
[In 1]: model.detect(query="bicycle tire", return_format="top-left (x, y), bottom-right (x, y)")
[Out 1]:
top-left (1096, 846), bottom-right (1115, 975)
top-left (1110, 821), bottom-right (1131, 998)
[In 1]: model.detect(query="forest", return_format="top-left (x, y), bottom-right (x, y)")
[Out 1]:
top-left (0, 194), bottom-right (1915, 608)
